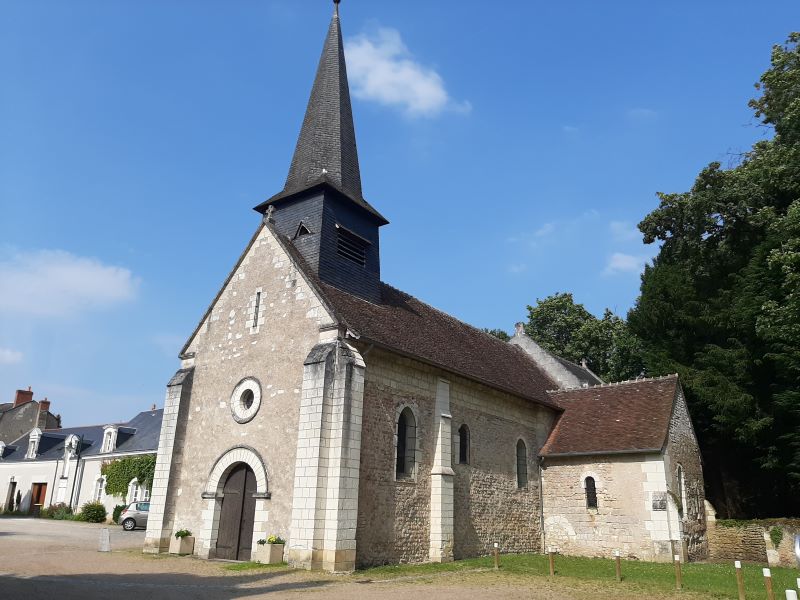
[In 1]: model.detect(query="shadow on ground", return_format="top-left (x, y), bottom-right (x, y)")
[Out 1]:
top-left (0, 569), bottom-right (331, 600)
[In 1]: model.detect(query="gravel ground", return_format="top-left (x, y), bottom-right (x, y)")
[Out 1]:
top-left (0, 518), bottom-right (689, 600)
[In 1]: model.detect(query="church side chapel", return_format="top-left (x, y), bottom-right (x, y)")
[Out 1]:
top-left (143, 1), bottom-right (707, 571)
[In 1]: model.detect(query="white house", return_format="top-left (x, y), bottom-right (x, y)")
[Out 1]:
top-left (0, 408), bottom-right (162, 517)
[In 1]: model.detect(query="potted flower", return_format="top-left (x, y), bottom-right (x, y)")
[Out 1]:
top-left (169, 529), bottom-right (195, 555)
top-left (254, 534), bottom-right (285, 564)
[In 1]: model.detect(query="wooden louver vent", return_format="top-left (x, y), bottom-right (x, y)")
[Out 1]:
top-left (336, 225), bottom-right (368, 266)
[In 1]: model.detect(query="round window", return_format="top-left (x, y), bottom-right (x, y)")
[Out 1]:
top-left (230, 378), bottom-right (261, 423)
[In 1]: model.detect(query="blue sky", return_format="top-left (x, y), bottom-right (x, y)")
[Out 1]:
top-left (1, 0), bottom-right (797, 426)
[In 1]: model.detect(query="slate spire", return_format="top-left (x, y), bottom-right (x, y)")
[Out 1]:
top-left (283, 3), bottom-right (363, 203)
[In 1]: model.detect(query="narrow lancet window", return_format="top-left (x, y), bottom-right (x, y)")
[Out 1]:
top-left (585, 476), bottom-right (598, 509)
top-left (458, 424), bottom-right (470, 464)
top-left (516, 439), bottom-right (528, 488)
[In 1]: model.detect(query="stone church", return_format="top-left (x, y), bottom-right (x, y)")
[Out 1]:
top-left (143, 3), bottom-right (707, 571)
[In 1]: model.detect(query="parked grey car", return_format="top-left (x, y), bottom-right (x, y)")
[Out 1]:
top-left (120, 501), bottom-right (149, 531)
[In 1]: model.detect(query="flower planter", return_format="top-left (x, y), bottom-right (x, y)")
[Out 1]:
top-left (169, 536), bottom-right (195, 555)
top-left (254, 543), bottom-right (284, 564)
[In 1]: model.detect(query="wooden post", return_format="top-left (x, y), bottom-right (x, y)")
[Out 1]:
top-left (614, 550), bottom-right (621, 582)
top-left (734, 560), bottom-right (746, 600)
top-left (764, 568), bottom-right (775, 600)
top-left (493, 542), bottom-right (499, 571)
top-left (674, 554), bottom-right (682, 591)
top-left (548, 547), bottom-right (555, 576)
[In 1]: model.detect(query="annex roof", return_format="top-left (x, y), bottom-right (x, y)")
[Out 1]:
top-left (540, 375), bottom-right (680, 457)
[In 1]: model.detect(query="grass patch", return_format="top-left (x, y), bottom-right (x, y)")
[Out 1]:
top-left (358, 553), bottom-right (799, 598)
top-left (223, 561), bottom-right (289, 572)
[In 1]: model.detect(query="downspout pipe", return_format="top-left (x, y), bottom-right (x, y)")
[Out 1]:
top-left (539, 456), bottom-right (547, 553)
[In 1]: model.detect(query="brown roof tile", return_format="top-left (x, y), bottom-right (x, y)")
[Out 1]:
top-left (540, 375), bottom-right (679, 457)
top-left (321, 282), bottom-right (561, 410)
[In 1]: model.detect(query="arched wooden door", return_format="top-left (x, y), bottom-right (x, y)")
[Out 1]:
top-left (216, 462), bottom-right (257, 561)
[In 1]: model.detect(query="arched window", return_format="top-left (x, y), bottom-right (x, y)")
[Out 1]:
top-left (458, 424), bottom-right (470, 465)
top-left (516, 439), bottom-right (528, 488)
top-left (676, 465), bottom-right (686, 517)
top-left (585, 476), bottom-right (598, 509)
top-left (396, 407), bottom-right (416, 479)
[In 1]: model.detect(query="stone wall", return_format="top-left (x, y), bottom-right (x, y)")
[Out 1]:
top-left (541, 454), bottom-right (680, 562)
top-left (663, 388), bottom-right (708, 560)
top-left (355, 346), bottom-right (556, 567)
top-left (146, 224), bottom-right (335, 558)
top-left (707, 519), bottom-right (800, 567)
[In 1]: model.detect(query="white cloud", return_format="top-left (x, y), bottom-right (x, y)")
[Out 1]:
top-left (562, 125), bottom-right (579, 134)
top-left (603, 252), bottom-right (650, 276)
top-left (534, 223), bottom-right (555, 238)
top-left (628, 107), bottom-right (658, 121)
top-left (0, 249), bottom-right (139, 317)
top-left (609, 220), bottom-right (641, 242)
top-left (0, 347), bottom-right (22, 365)
top-left (507, 263), bottom-right (527, 274)
top-left (346, 28), bottom-right (470, 117)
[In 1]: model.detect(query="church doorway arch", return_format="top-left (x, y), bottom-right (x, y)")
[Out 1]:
top-left (215, 462), bottom-right (257, 561)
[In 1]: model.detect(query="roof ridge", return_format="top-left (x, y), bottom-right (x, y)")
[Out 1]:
top-left (548, 373), bottom-right (678, 394)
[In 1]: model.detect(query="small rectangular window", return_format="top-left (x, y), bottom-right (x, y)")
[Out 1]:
top-left (336, 225), bottom-right (368, 266)
top-left (252, 291), bottom-right (261, 329)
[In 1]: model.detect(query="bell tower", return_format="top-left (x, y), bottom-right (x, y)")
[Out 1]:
top-left (254, 0), bottom-right (387, 303)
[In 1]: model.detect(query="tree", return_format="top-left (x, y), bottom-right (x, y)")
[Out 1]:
top-left (525, 293), bottom-right (643, 382)
top-left (482, 328), bottom-right (510, 342)
top-left (629, 33), bottom-right (800, 518)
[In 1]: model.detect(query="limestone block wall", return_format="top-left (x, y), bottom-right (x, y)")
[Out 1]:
top-left (355, 346), bottom-right (557, 567)
top-left (663, 389), bottom-right (708, 560)
top-left (542, 454), bottom-right (680, 561)
top-left (450, 378), bottom-right (555, 559)
top-left (149, 224), bottom-right (335, 557)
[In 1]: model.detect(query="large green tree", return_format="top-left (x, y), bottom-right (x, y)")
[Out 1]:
top-left (629, 33), bottom-right (800, 518)
top-left (525, 292), bottom-right (643, 382)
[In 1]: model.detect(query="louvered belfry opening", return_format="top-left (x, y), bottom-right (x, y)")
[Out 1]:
top-left (336, 225), bottom-right (368, 266)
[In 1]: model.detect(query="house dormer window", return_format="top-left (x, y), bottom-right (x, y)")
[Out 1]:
top-left (102, 426), bottom-right (118, 453)
top-left (26, 428), bottom-right (42, 459)
top-left (62, 435), bottom-right (80, 478)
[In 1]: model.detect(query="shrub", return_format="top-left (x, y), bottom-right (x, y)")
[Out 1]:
top-left (112, 504), bottom-right (126, 524)
top-left (175, 529), bottom-right (192, 539)
top-left (769, 526), bottom-right (783, 548)
top-left (80, 501), bottom-right (107, 523)
top-left (267, 535), bottom-right (285, 545)
top-left (47, 503), bottom-right (74, 520)
top-left (257, 539), bottom-right (267, 545)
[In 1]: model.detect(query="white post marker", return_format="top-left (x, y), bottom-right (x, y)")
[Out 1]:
top-left (734, 560), bottom-right (745, 600)
top-left (785, 590), bottom-right (798, 600)
top-left (99, 528), bottom-right (111, 552)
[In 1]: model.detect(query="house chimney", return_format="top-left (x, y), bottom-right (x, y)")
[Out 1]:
top-left (581, 358), bottom-right (588, 369)
top-left (514, 322), bottom-right (526, 337)
top-left (13, 387), bottom-right (33, 408)
top-left (37, 397), bottom-right (52, 429)
top-left (151, 404), bottom-right (156, 412)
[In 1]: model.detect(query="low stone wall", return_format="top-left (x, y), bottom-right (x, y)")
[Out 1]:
top-left (707, 519), bottom-right (799, 567)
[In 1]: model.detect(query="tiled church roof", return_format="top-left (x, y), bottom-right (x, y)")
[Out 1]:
top-left (540, 375), bottom-right (680, 456)
top-left (322, 282), bottom-right (561, 409)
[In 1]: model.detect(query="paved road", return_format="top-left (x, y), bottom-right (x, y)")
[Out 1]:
top-left (0, 518), bottom-right (651, 600)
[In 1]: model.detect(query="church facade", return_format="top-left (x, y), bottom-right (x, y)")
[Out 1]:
top-left (143, 4), bottom-right (707, 571)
